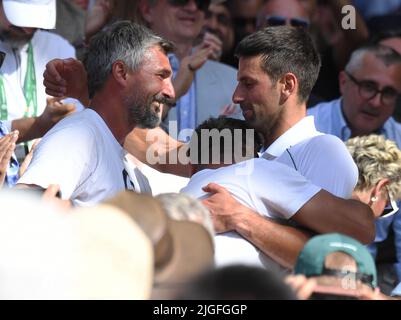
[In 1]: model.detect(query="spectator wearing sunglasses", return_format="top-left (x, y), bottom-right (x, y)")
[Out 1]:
top-left (308, 44), bottom-right (401, 294)
top-left (137, 0), bottom-right (238, 140)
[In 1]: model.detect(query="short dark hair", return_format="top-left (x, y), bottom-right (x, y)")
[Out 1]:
top-left (235, 26), bottom-right (321, 103)
top-left (189, 117), bottom-right (262, 166)
top-left (84, 21), bottom-right (174, 98)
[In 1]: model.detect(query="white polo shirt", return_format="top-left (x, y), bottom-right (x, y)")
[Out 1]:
top-left (181, 158), bottom-right (321, 268)
top-left (265, 116), bottom-right (358, 198)
top-left (182, 116), bottom-right (358, 269)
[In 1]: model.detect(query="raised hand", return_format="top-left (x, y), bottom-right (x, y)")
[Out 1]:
top-left (43, 58), bottom-right (89, 105)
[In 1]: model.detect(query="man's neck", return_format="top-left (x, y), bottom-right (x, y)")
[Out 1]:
top-left (262, 104), bottom-right (306, 149)
top-left (90, 92), bottom-right (134, 146)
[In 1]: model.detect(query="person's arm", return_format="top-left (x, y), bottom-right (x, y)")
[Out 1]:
top-left (202, 183), bottom-right (314, 269)
top-left (43, 58), bottom-right (90, 106)
top-left (202, 183), bottom-right (375, 269)
top-left (0, 131), bottom-right (18, 188)
top-left (11, 98), bottom-right (75, 143)
top-left (123, 127), bottom-right (191, 177)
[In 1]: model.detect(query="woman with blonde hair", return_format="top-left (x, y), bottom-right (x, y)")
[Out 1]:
top-left (346, 134), bottom-right (401, 219)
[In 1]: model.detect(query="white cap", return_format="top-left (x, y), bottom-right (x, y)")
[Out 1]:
top-left (3, 0), bottom-right (56, 30)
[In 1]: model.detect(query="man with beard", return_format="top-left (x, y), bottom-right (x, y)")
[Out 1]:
top-left (41, 26), bottom-right (375, 266)
top-left (17, 21), bottom-right (175, 206)
top-left (0, 0), bottom-right (76, 160)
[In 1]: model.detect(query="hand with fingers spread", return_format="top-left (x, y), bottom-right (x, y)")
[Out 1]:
top-left (43, 58), bottom-right (90, 105)
top-left (0, 131), bottom-right (19, 188)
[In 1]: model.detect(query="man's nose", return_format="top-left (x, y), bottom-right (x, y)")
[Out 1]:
top-left (368, 92), bottom-right (383, 108)
top-left (163, 78), bottom-right (176, 100)
top-left (232, 86), bottom-right (243, 104)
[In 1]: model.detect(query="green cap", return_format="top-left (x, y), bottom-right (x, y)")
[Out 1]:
top-left (294, 233), bottom-right (377, 288)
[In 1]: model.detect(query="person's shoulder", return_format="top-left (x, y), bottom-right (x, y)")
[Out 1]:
top-left (44, 110), bottom-right (98, 140)
top-left (306, 133), bottom-right (346, 150)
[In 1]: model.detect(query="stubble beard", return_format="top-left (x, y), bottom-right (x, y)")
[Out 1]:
top-left (127, 93), bottom-right (162, 129)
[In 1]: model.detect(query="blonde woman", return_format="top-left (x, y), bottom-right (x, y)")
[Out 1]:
top-left (346, 134), bottom-right (401, 219)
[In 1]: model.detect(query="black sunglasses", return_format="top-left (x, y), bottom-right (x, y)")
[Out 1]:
top-left (262, 15), bottom-right (310, 29)
top-left (0, 51), bottom-right (5, 69)
top-left (168, 0), bottom-right (211, 13)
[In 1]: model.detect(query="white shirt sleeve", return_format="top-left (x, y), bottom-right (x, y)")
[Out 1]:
top-left (246, 158), bottom-right (322, 219)
top-left (17, 124), bottom-right (96, 200)
top-left (278, 134), bottom-right (358, 199)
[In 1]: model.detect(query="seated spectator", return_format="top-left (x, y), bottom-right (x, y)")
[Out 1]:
top-left (177, 264), bottom-right (298, 300)
top-left (308, 44), bottom-right (401, 295)
top-left (0, 190), bottom-right (153, 299)
top-left (294, 233), bottom-right (382, 300)
top-left (104, 190), bottom-right (214, 300)
top-left (369, 29), bottom-right (401, 122)
top-left (0, 0), bottom-right (77, 161)
top-left (346, 135), bottom-right (401, 219)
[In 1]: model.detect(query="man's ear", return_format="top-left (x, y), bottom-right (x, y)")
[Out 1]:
top-left (371, 178), bottom-right (390, 200)
top-left (112, 60), bottom-right (129, 86)
top-left (138, 0), bottom-right (154, 25)
top-left (339, 71), bottom-right (347, 96)
top-left (279, 73), bottom-right (297, 104)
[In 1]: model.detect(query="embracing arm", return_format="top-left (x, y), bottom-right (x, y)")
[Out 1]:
top-left (202, 183), bottom-right (313, 269)
top-left (202, 183), bottom-right (375, 269)
top-left (124, 127), bottom-right (191, 177)
top-left (292, 189), bottom-right (375, 244)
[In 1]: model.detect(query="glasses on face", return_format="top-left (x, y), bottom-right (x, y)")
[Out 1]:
top-left (345, 72), bottom-right (400, 106)
top-left (0, 51), bottom-right (5, 68)
top-left (261, 15), bottom-right (310, 29)
top-left (167, 0), bottom-right (211, 13)
top-left (381, 190), bottom-right (399, 219)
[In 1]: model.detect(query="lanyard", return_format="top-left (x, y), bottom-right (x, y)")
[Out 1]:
top-left (0, 42), bottom-right (37, 120)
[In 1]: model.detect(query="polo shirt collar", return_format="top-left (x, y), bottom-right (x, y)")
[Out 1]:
top-left (262, 116), bottom-right (321, 159)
